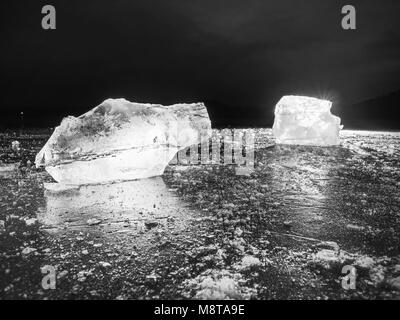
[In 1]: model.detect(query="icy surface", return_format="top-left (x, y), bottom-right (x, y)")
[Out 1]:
top-left (2, 129), bottom-right (400, 299)
top-left (35, 98), bottom-right (211, 184)
top-left (272, 96), bottom-right (342, 146)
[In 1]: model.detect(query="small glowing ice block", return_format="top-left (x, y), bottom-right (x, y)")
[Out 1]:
top-left (272, 96), bottom-right (342, 146)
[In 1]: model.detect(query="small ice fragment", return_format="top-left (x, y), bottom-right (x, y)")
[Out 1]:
top-left (44, 183), bottom-right (80, 193)
top-left (99, 261), bottom-right (111, 268)
top-left (235, 255), bottom-right (262, 270)
top-left (25, 218), bottom-right (38, 226)
top-left (22, 247), bottom-right (37, 255)
top-left (87, 218), bottom-right (102, 226)
top-left (346, 224), bottom-right (365, 231)
top-left (388, 277), bottom-right (400, 291)
top-left (0, 220), bottom-right (5, 234)
top-left (0, 162), bottom-right (20, 172)
top-left (11, 141), bottom-right (20, 152)
top-left (272, 96), bottom-right (342, 146)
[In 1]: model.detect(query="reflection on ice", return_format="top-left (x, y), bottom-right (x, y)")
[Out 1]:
top-left (38, 177), bottom-right (191, 233)
top-left (268, 145), bottom-right (335, 236)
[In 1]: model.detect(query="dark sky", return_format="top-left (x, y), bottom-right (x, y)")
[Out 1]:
top-left (1, 0), bottom-right (400, 128)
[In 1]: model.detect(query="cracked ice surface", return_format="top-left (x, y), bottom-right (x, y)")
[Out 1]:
top-left (272, 96), bottom-right (342, 146)
top-left (35, 98), bottom-right (211, 185)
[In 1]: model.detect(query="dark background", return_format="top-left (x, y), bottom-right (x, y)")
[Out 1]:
top-left (1, 0), bottom-right (399, 129)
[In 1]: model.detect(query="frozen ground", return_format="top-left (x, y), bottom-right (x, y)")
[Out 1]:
top-left (1, 129), bottom-right (400, 299)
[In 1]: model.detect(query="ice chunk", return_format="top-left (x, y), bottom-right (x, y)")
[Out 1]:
top-left (0, 162), bottom-right (20, 172)
top-left (43, 183), bottom-right (80, 193)
top-left (11, 141), bottom-right (21, 152)
top-left (36, 98), bottom-right (211, 184)
top-left (272, 96), bottom-right (342, 146)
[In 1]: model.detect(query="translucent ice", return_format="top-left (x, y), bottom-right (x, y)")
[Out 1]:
top-left (272, 96), bottom-right (342, 146)
top-left (36, 98), bottom-right (211, 184)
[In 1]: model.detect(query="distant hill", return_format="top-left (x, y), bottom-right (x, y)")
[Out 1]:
top-left (1, 92), bottom-right (399, 130)
top-left (208, 92), bottom-right (400, 130)
top-left (336, 90), bottom-right (400, 131)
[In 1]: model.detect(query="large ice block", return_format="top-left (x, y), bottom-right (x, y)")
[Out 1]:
top-left (272, 96), bottom-right (342, 146)
top-left (35, 98), bottom-right (211, 184)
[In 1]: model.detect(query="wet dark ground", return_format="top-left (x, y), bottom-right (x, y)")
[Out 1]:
top-left (1, 129), bottom-right (400, 300)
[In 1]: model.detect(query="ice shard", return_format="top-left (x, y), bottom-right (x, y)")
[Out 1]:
top-left (272, 96), bottom-right (342, 146)
top-left (36, 98), bottom-right (211, 184)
